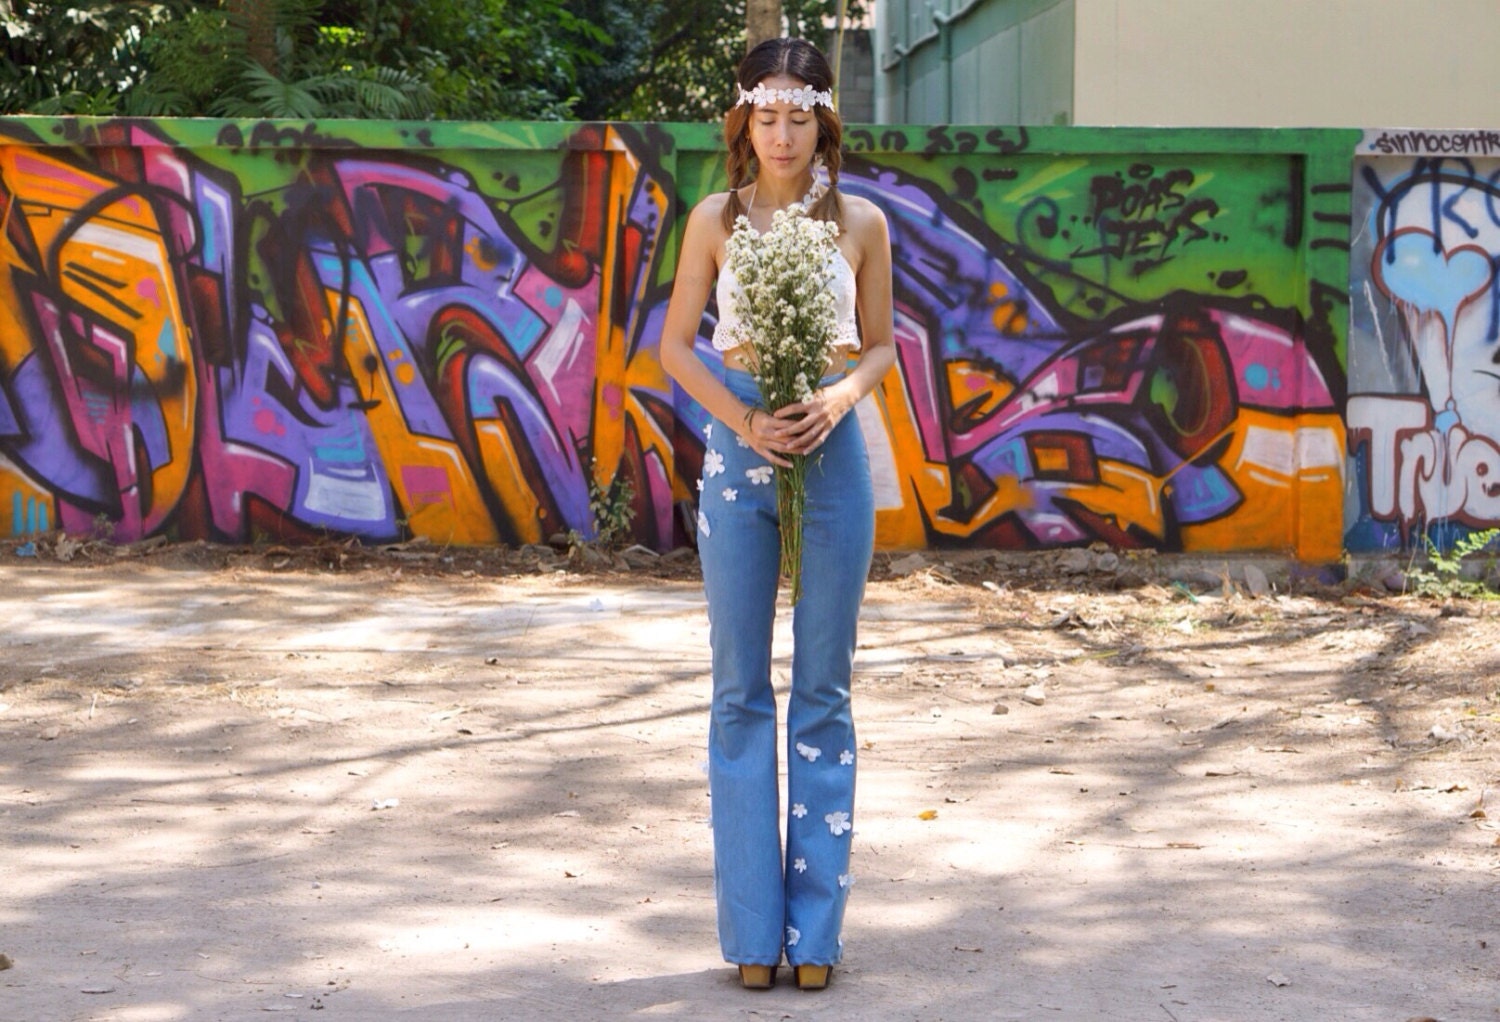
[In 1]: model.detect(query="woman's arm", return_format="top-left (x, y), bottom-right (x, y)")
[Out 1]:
top-left (777, 197), bottom-right (896, 454)
top-left (660, 197), bottom-right (796, 467)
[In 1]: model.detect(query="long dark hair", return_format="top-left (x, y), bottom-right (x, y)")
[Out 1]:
top-left (721, 37), bottom-right (844, 231)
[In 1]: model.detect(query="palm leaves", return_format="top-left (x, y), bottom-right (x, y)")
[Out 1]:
top-left (172, 0), bottom-right (438, 120)
top-left (212, 62), bottom-right (434, 120)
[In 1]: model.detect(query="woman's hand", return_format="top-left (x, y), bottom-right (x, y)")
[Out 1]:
top-left (773, 383), bottom-right (855, 456)
top-left (740, 406), bottom-right (794, 468)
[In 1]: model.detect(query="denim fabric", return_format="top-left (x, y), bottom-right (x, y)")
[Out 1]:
top-left (696, 368), bottom-right (874, 967)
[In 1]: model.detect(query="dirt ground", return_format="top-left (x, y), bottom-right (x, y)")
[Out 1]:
top-left (1, 538), bottom-right (1497, 1022)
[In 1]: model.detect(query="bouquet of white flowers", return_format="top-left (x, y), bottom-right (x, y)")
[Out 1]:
top-left (721, 203), bottom-right (842, 604)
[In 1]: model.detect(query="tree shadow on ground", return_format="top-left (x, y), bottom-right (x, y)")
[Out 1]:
top-left (2, 568), bottom-right (1496, 1022)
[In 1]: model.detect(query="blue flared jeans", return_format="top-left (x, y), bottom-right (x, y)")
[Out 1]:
top-left (695, 368), bottom-right (875, 968)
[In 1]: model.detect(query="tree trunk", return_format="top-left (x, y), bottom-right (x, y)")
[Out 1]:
top-left (746, 0), bottom-right (782, 52)
top-left (831, 0), bottom-right (848, 103)
top-left (228, 0), bottom-right (276, 72)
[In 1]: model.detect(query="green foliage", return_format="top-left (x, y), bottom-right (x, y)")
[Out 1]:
top-left (568, 0), bottom-right (658, 120)
top-left (562, 466), bottom-right (636, 555)
top-left (118, 5), bottom-right (238, 115)
top-left (587, 469), bottom-right (637, 550)
top-left (210, 62), bottom-right (435, 120)
top-left (1407, 528), bottom-right (1500, 599)
top-left (317, 0), bottom-right (612, 120)
top-left (3, 0), bottom-right (587, 120)
top-left (1, 0), bottom-right (183, 114)
top-left (596, 0), bottom-right (870, 122)
top-left (131, 0), bottom-right (437, 119)
top-left (2, 0), bottom-right (865, 122)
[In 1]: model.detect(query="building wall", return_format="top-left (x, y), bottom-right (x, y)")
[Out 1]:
top-left (4, 117), bottom-right (1495, 561)
top-left (1346, 131), bottom-right (1500, 553)
top-left (836, 28), bottom-right (878, 124)
top-left (876, 0), bottom-right (1074, 125)
top-left (1073, 0), bottom-right (1500, 128)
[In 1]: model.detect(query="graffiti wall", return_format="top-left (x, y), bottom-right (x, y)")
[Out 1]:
top-left (1348, 131), bottom-right (1500, 553)
top-left (0, 117), bottom-right (1356, 558)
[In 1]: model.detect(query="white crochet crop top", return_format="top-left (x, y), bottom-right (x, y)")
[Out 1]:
top-left (710, 191), bottom-right (861, 354)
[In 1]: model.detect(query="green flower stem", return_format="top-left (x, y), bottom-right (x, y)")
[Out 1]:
top-left (777, 454), bottom-right (809, 605)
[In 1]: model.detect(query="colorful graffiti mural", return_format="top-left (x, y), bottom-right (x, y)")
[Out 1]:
top-left (0, 118), bottom-right (1350, 557)
top-left (837, 150), bottom-right (1346, 557)
top-left (0, 120), bottom-right (680, 548)
top-left (1349, 133), bottom-right (1500, 552)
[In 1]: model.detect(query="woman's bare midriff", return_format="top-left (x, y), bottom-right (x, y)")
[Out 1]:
top-left (721, 345), bottom-right (851, 381)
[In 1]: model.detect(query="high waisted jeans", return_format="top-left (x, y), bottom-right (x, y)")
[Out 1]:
top-left (696, 368), bottom-right (875, 968)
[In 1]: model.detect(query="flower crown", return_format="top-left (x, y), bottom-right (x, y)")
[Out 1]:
top-left (736, 83), bottom-right (834, 112)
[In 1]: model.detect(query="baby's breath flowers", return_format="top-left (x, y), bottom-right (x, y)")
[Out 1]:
top-left (722, 203), bottom-right (841, 604)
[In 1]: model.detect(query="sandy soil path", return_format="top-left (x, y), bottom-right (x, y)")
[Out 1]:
top-left (1, 556), bottom-right (1497, 1021)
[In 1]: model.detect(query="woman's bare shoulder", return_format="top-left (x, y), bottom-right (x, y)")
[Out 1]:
top-left (839, 193), bottom-right (890, 247)
top-left (683, 192), bottom-right (735, 247)
top-left (689, 191), bottom-right (733, 225)
top-left (676, 192), bottom-right (734, 277)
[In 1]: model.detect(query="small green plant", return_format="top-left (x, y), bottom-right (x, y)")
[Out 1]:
top-left (90, 512), bottom-right (115, 542)
top-left (1407, 527), bottom-right (1500, 598)
top-left (581, 466), bottom-right (636, 551)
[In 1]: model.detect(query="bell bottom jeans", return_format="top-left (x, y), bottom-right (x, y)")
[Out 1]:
top-left (695, 368), bottom-right (875, 968)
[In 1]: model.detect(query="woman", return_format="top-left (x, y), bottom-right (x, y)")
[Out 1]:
top-left (658, 37), bottom-right (896, 992)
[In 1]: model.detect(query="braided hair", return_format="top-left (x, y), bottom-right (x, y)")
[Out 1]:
top-left (721, 37), bottom-right (844, 233)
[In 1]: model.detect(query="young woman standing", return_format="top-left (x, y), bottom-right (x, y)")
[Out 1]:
top-left (658, 36), bottom-right (896, 992)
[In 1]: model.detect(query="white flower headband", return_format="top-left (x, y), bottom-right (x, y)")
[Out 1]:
top-left (736, 83), bottom-right (834, 112)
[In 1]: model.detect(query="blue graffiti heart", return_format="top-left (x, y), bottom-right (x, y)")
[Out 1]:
top-left (1375, 229), bottom-right (1493, 329)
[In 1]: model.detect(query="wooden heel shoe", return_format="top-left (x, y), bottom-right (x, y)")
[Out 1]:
top-left (793, 964), bottom-right (831, 990)
top-left (738, 964), bottom-right (776, 990)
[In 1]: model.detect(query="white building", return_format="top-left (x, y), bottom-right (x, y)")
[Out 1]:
top-left (875, 0), bottom-right (1500, 127)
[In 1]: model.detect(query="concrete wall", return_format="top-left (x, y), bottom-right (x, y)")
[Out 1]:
top-left (836, 28), bottom-right (878, 124)
top-left (4, 116), bottom-right (1493, 561)
top-left (1073, 0), bottom-right (1500, 128)
top-left (876, 0), bottom-right (1074, 126)
top-left (1346, 131), bottom-right (1500, 554)
top-left (876, 0), bottom-right (1500, 129)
